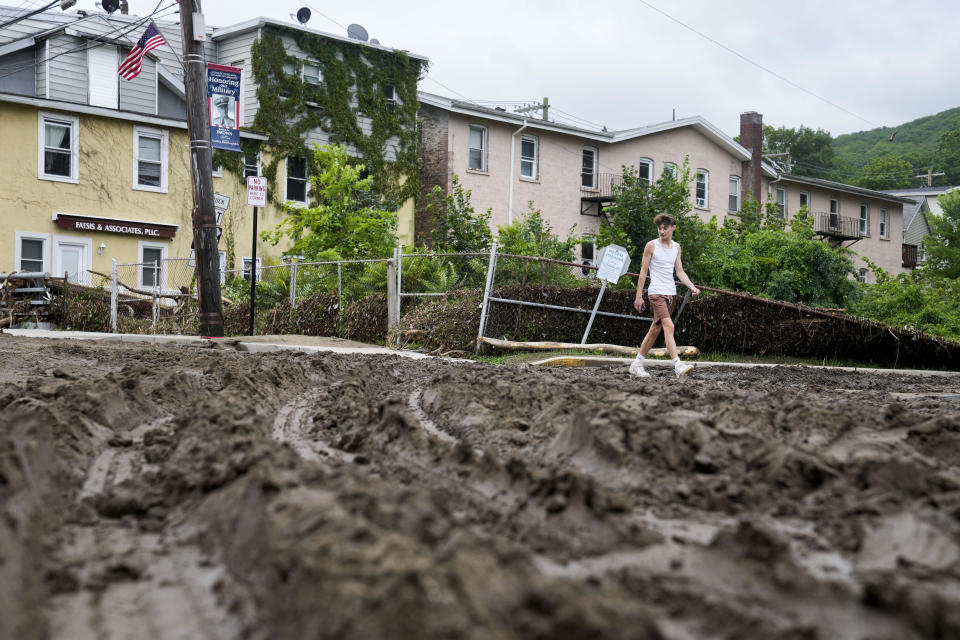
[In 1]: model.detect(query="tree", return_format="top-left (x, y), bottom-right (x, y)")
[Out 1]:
top-left (263, 144), bottom-right (397, 260)
top-left (423, 174), bottom-right (493, 252)
top-left (935, 123), bottom-right (960, 187)
top-left (762, 124), bottom-right (835, 178)
top-left (854, 154), bottom-right (917, 190)
top-left (495, 203), bottom-right (580, 286)
top-left (923, 189), bottom-right (960, 279)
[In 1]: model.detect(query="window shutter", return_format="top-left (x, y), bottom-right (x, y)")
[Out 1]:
top-left (88, 45), bottom-right (119, 108)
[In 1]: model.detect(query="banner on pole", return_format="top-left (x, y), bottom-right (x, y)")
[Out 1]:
top-left (207, 63), bottom-right (241, 152)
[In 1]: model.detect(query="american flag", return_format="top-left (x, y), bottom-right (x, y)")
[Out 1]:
top-left (118, 22), bottom-right (167, 80)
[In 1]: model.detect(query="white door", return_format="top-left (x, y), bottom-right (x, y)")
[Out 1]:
top-left (55, 242), bottom-right (89, 285)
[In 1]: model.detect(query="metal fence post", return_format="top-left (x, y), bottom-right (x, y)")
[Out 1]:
top-left (110, 258), bottom-right (118, 333)
top-left (396, 244), bottom-right (403, 321)
top-left (475, 239), bottom-right (499, 353)
top-left (387, 256), bottom-right (397, 332)
top-left (289, 257), bottom-right (298, 309)
top-left (337, 261), bottom-right (342, 313)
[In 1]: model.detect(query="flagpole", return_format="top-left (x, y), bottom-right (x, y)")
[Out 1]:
top-left (179, 0), bottom-right (224, 337)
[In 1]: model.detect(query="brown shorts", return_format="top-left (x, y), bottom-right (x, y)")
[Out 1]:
top-left (648, 294), bottom-right (676, 325)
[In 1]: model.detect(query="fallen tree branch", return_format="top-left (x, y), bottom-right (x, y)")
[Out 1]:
top-left (477, 336), bottom-right (698, 358)
top-left (86, 270), bottom-right (191, 300)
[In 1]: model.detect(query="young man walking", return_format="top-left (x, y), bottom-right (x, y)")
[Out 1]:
top-left (629, 213), bottom-right (700, 378)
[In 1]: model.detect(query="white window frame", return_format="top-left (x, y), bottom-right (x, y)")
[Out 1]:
top-left (137, 240), bottom-right (168, 290)
top-left (382, 84), bottom-right (397, 111)
top-left (133, 126), bottom-right (169, 193)
top-left (695, 169), bottom-right (709, 208)
top-left (859, 203), bottom-right (870, 236)
top-left (243, 151), bottom-right (261, 178)
top-left (580, 240), bottom-right (597, 277)
top-left (218, 250), bottom-right (227, 284)
top-left (799, 191), bottom-right (809, 209)
top-left (879, 208), bottom-right (889, 239)
top-left (520, 134), bottom-right (538, 180)
top-left (858, 268), bottom-right (869, 283)
top-left (467, 124), bottom-right (487, 172)
top-left (242, 256), bottom-right (262, 282)
top-left (302, 61), bottom-right (322, 86)
top-left (829, 199), bottom-right (840, 228)
top-left (14, 231), bottom-right (52, 273)
top-left (582, 146), bottom-right (598, 189)
top-left (38, 112), bottom-right (79, 183)
top-left (285, 156), bottom-right (308, 205)
top-left (728, 176), bottom-right (740, 212)
top-left (53, 235), bottom-right (93, 285)
top-left (637, 158), bottom-right (653, 186)
top-left (776, 187), bottom-right (786, 219)
top-left (663, 162), bottom-right (678, 180)
top-left (88, 44), bottom-right (119, 109)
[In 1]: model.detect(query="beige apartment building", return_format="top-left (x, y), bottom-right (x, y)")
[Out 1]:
top-left (418, 94), bottom-right (913, 280)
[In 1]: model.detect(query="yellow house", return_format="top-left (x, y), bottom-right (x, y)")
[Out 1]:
top-left (1, 6), bottom-right (425, 292)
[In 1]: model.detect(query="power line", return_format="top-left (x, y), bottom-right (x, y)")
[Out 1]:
top-left (295, 1), bottom-right (348, 33)
top-left (635, 0), bottom-right (880, 129)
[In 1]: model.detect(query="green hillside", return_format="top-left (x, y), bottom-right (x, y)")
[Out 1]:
top-left (833, 106), bottom-right (960, 170)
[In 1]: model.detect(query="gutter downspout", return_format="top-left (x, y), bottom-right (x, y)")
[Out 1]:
top-left (508, 119), bottom-right (529, 225)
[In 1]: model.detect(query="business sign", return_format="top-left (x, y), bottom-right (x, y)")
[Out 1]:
top-left (54, 213), bottom-right (178, 238)
top-left (247, 176), bottom-right (267, 206)
top-left (207, 63), bottom-right (241, 152)
top-left (595, 244), bottom-right (630, 283)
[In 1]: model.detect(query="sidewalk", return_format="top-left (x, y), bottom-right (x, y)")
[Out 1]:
top-left (3, 328), bottom-right (431, 360)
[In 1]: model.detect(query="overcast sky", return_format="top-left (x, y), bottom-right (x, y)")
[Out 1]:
top-left (72, 0), bottom-right (960, 138)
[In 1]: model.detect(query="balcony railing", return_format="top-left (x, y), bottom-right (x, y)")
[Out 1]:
top-left (902, 244), bottom-right (918, 269)
top-left (814, 212), bottom-right (862, 241)
top-left (580, 173), bottom-right (624, 200)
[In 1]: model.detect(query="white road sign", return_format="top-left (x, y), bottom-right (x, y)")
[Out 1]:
top-left (595, 244), bottom-right (630, 283)
top-left (247, 176), bottom-right (267, 206)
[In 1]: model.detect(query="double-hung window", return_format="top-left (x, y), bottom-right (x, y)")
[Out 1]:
top-left (879, 208), bottom-right (888, 239)
top-left (830, 199), bottom-right (840, 229)
top-left (520, 135), bottom-right (538, 179)
top-left (303, 62), bottom-right (322, 86)
top-left (799, 191), bottom-right (809, 209)
top-left (39, 113), bottom-right (79, 183)
top-left (242, 257), bottom-right (262, 282)
top-left (859, 203), bottom-right (870, 235)
top-left (637, 158), bottom-right (653, 186)
top-left (16, 232), bottom-right (49, 273)
top-left (582, 146), bottom-right (598, 189)
top-left (663, 162), bottom-right (678, 180)
top-left (286, 156), bottom-right (308, 204)
top-left (382, 85), bottom-right (397, 111)
top-left (134, 127), bottom-right (168, 192)
top-left (468, 125), bottom-right (487, 171)
top-left (243, 152), bottom-right (261, 178)
top-left (775, 187), bottom-right (786, 219)
top-left (728, 176), bottom-right (740, 212)
top-left (695, 169), bottom-right (709, 208)
top-left (139, 242), bottom-right (167, 289)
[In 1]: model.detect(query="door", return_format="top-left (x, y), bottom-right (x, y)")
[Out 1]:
top-left (55, 242), bottom-right (89, 285)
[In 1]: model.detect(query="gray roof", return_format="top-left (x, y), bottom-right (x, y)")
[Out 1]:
top-left (883, 186), bottom-right (956, 196)
top-left (779, 173), bottom-right (917, 205)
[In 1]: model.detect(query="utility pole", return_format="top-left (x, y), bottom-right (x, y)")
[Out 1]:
top-left (515, 97), bottom-right (549, 121)
top-left (179, 0), bottom-right (223, 336)
top-left (915, 167), bottom-right (945, 187)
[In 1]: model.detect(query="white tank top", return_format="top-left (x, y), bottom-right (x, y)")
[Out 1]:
top-left (647, 240), bottom-right (678, 295)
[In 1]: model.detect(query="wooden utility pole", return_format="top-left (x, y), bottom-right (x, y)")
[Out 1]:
top-left (179, 0), bottom-right (223, 336)
top-left (915, 167), bottom-right (945, 187)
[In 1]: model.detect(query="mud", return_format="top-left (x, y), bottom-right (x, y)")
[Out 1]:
top-left (1, 333), bottom-right (959, 640)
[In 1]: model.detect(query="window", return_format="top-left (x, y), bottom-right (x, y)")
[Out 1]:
top-left (728, 176), bottom-right (740, 211)
top-left (879, 208), bottom-right (888, 239)
top-left (858, 268), bottom-right (868, 283)
top-left (286, 156), bottom-right (308, 204)
top-left (302, 62), bottom-right (322, 86)
top-left (242, 257), bottom-right (262, 282)
top-left (830, 199), bottom-right (840, 228)
top-left (39, 113), bottom-right (78, 182)
top-left (520, 135), bottom-right (538, 179)
top-left (212, 162), bottom-right (223, 178)
top-left (663, 162), bottom-right (678, 180)
top-left (218, 251), bottom-right (227, 284)
top-left (695, 169), bottom-right (709, 208)
top-left (88, 45), bottom-right (119, 109)
top-left (15, 232), bottom-right (50, 273)
top-left (637, 158), bottom-right (652, 186)
top-left (859, 203), bottom-right (869, 235)
top-left (133, 127), bottom-right (168, 192)
top-left (582, 146), bottom-right (598, 189)
top-left (799, 191), bottom-right (809, 209)
top-left (580, 241), bottom-right (596, 277)
top-left (138, 241), bottom-right (167, 289)
top-left (468, 125), bottom-right (487, 171)
top-left (775, 187), bottom-right (786, 219)
top-left (382, 84), bottom-right (397, 111)
top-left (243, 152), bottom-right (261, 178)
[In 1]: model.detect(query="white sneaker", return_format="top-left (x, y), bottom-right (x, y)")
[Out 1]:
top-left (629, 360), bottom-right (650, 378)
top-left (674, 362), bottom-right (693, 378)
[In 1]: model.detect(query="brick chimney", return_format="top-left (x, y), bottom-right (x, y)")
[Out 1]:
top-left (739, 111), bottom-right (763, 201)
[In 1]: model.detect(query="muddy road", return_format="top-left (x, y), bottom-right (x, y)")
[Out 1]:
top-left (1, 334), bottom-right (959, 640)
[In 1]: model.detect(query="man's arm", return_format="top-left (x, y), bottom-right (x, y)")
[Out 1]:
top-left (673, 244), bottom-right (700, 296)
top-left (634, 241), bottom-right (654, 311)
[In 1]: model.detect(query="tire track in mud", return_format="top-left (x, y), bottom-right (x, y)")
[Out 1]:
top-left (44, 415), bottom-right (255, 640)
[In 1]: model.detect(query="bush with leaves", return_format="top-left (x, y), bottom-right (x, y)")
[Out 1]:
top-left (923, 189), bottom-right (960, 279)
top-left (424, 174), bottom-right (493, 252)
top-left (263, 143), bottom-right (397, 261)
top-left (494, 203), bottom-right (581, 287)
